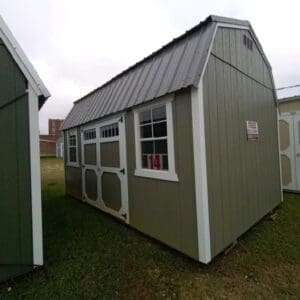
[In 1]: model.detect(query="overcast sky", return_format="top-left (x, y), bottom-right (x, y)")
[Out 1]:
top-left (1, 0), bottom-right (300, 133)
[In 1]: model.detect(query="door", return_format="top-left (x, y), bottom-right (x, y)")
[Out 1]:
top-left (279, 114), bottom-right (297, 190)
top-left (293, 114), bottom-right (300, 189)
top-left (81, 115), bottom-right (129, 223)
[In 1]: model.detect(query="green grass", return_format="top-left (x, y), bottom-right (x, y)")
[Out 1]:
top-left (0, 158), bottom-right (299, 298)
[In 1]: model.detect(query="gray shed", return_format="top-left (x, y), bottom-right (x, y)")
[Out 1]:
top-left (0, 16), bottom-right (50, 282)
top-left (61, 15), bottom-right (282, 263)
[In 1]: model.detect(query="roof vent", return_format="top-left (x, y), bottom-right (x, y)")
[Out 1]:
top-left (243, 34), bottom-right (253, 50)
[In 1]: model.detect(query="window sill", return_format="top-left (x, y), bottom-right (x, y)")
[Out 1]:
top-left (67, 162), bottom-right (80, 168)
top-left (134, 169), bottom-right (179, 182)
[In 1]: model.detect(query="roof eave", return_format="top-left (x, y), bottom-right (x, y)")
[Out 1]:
top-left (0, 15), bottom-right (51, 101)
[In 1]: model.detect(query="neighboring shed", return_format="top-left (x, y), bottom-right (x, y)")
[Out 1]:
top-left (0, 16), bottom-right (50, 282)
top-left (278, 85), bottom-right (300, 191)
top-left (62, 15), bottom-right (282, 263)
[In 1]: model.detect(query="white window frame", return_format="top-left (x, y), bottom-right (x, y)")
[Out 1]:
top-left (67, 129), bottom-right (79, 167)
top-left (134, 95), bottom-right (178, 182)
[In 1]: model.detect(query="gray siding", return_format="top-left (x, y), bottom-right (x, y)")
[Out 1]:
top-left (203, 27), bottom-right (281, 257)
top-left (64, 129), bottom-right (82, 200)
top-left (126, 88), bottom-right (199, 259)
top-left (0, 39), bottom-right (33, 281)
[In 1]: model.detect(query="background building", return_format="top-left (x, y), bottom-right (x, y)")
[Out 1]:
top-left (278, 85), bottom-right (300, 191)
top-left (40, 119), bottom-right (64, 156)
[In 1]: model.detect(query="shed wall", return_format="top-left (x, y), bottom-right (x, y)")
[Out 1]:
top-left (203, 27), bottom-right (281, 257)
top-left (64, 128), bottom-right (83, 199)
top-left (279, 99), bottom-right (300, 114)
top-left (125, 88), bottom-right (199, 259)
top-left (0, 39), bottom-right (33, 281)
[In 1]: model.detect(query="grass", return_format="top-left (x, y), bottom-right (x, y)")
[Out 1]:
top-left (0, 158), bottom-right (299, 298)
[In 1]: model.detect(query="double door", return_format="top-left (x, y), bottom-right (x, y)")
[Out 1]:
top-left (81, 115), bottom-right (129, 222)
top-left (279, 113), bottom-right (300, 191)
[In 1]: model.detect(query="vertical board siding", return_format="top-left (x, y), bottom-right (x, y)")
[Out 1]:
top-left (125, 89), bottom-right (199, 259)
top-left (203, 27), bottom-right (281, 257)
top-left (0, 39), bottom-right (33, 281)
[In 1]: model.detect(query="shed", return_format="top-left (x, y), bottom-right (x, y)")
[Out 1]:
top-left (61, 15), bottom-right (282, 263)
top-left (278, 86), bottom-right (300, 191)
top-left (0, 16), bottom-right (50, 281)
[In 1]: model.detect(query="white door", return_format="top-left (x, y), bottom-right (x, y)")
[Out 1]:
top-left (81, 115), bottom-right (129, 223)
top-left (279, 115), bottom-right (297, 190)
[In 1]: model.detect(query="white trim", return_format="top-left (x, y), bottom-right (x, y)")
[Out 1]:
top-left (66, 128), bottom-right (79, 167)
top-left (191, 83), bottom-right (211, 264)
top-left (133, 95), bottom-right (178, 182)
top-left (80, 114), bottom-right (130, 223)
top-left (277, 108), bottom-right (284, 201)
top-left (28, 84), bottom-right (43, 266)
top-left (0, 16), bottom-right (50, 98)
top-left (217, 23), bottom-right (249, 30)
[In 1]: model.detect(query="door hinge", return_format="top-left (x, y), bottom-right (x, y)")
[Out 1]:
top-left (121, 213), bottom-right (127, 220)
top-left (119, 116), bottom-right (123, 123)
top-left (120, 168), bottom-right (125, 174)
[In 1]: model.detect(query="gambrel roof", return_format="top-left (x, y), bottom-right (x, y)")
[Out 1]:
top-left (62, 15), bottom-right (255, 130)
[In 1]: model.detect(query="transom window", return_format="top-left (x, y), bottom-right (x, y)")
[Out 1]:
top-left (67, 130), bottom-right (78, 166)
top-left (134, 97), bottom-right (178, 182)
top-left (139, 105), bottom-right (168, 170)
top-left (101, 122), bottom-right (119, 138)
top-left (84, 128), bottom-right (96, 140)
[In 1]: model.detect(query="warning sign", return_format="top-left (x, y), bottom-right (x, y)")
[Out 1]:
top-left (246, 120), bottom-right (259, 140)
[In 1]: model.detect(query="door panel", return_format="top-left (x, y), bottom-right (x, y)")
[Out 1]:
top-left (81, 116), bottom-right (129, 222)
top-left (279, 116), bottom-right (296, 190)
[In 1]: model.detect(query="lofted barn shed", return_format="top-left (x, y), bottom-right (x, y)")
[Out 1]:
top-left (62, 15), bottom-right (282, 263)
top-left (0, 16), bottom-right (50, 281)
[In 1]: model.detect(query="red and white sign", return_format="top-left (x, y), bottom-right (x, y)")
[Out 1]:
top-left (147, 154), bottom-right (162, 170)
top-left (246, 120), bottom-right (259, 140)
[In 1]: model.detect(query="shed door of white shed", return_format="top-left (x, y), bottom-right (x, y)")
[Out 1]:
top-left (81, 115), bottom-right (129, 223)
top-left (279, 114), bottom-right (298, 190)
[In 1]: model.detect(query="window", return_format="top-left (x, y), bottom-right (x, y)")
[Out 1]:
top-left (100, 122), bottom-right (119, 138)
top-left (67, 129), bottom-right (79, 167)
top-left (84, 128), bottom-right (96, 140)
top-left (134, 97), bottom-right (178, 181)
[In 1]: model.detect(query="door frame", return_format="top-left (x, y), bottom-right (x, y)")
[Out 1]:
top-left (80, 114), bottom-right (129, 223)
top-left (279, 113), bottom-right (297, 190)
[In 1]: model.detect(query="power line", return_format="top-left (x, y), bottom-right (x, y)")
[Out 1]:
top-left (277, 84), bottom-right (300, 91)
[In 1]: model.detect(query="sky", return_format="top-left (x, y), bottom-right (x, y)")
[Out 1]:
top-left (1, 0), bottom-right (300, 133)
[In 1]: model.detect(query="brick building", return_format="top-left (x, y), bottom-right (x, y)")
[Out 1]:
top-left (40, 119), bottom-right (64, 156)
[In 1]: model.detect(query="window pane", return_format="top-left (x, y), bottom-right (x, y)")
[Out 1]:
top-left (69, 147), bottom-right (77, 162)
top-left (142, 155), bottom-right (148, 168)
top-left (139, 110), bottom-right (151, 124)
top-left (140, 124), bottom-right (152, 138)
top-left (162, 155), bottom-right (168, 170)
top-left (153, 121), bottom-right (167, 137)
top-left (141, 141), bottom-right (154, 154)
top-left (69, 135), bottom-right (76, 146)
top-left (84, 128), bottom-right (96, 140)
top-left (155, 139), bottom-right (167, 154)
top-left (152, 105), bottom-right (166, 122)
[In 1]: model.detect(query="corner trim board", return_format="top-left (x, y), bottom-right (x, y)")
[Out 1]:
top-left (28, 84), bottom-right (44, 266)
top-left (191, 82), bottom-right (212, 263)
